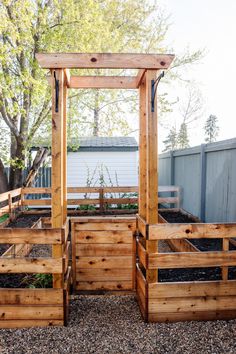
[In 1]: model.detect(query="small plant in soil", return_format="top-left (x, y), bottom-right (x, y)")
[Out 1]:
top-left (21, 274), bottom-right (52, 288)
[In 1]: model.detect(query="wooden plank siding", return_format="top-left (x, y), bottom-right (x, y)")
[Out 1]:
top-left (71, 216), bottom-right (136, 292)
top-left (137, 220), bottom-right (236, 323)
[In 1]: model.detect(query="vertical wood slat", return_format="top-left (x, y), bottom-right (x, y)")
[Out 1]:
top-left (139, 74), bottom-right (147, 220)
top-left (222, 238), bottom-right (229, 280)
top-left (63, 71), bottom-right (67, 224)
top-left (146, 70), bottom-right (158, 225)
top-left (145, 70), bottom-right (158, 284)
top-left (51, 69), bottom-right (65, 288)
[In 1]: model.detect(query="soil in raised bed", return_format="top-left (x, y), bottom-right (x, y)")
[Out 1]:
top-left (158, 209), bottom-right (236, 282)
top-left (0, 213), bottom-right (52, 288)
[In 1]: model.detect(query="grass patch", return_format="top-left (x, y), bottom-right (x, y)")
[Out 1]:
top-left (0, 214), bottom-right (9, 224)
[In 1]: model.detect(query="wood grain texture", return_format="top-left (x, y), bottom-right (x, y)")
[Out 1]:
top-left (149, 223), bottom-right (236, 240)
top-left (76, 256), bottom-right (132, 269)
top-left (148, 281), bottom-right (236, 298)
top-left (36, 53), bottom-right (175, 69)
top-left (0, 258), bottom-right (63, 273)
top-left (148, 251), bottom-right (236, 269)
top-left (76, 230), bottom-right (133, 244)
top-left (0, 289), bottom-right (63, 305)
top-left (76, 281), bottom-right (132, 291)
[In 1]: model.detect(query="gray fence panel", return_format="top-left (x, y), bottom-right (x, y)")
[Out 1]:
top-left (159, 154), bottom-right (171, 185)
top-left (174, 153), bottom-right (201, 217)
top-left (158, 138), bottom-right (236, 222)
top-left (205, 148), bottom-right (236, 222)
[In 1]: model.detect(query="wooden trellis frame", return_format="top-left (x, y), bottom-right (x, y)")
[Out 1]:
top-left (36, 52), bottom-right (175, 287)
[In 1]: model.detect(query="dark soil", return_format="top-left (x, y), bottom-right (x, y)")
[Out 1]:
top-left (6, 214), bottom-right (40, 228)
top-left (159, 210), bottom-right (198, 223)
top-left (1, 213), bottom-right (51, 288)
top-left (158, 209), bottom-right (236, 282)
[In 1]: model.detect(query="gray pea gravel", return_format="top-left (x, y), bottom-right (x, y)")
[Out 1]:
top-left (1, 295), bottom-right (236, 354)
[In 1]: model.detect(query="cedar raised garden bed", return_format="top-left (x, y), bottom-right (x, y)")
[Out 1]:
top-left (136, 208), bottom-right (236, 322)
top-left (0, 214), bottom-right (71, 328)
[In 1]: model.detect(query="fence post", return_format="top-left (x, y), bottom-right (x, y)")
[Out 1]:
top-left (8, 193), bottom-right (12, 221)
top-left (200, 144), bottom-right (206, 221)
top-left (99, 188), bottom-right (104, 213)
top-left (170, 151), bottom-right (174, 185)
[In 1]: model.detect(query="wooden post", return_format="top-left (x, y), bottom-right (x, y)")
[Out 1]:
top-left (51, 69), bottom-right (65, 288)
top-left (222, 238), bottom-right (229, 280)
top-left (138, 74), bottom-right (147, 219)
top-left (99, 188), bottom-right (104, 213)
top-left (8, 193), bottom-right (12, 221)
top-left (145, 70), bottom-right (158, 283)
top-left (62, 71), bottom-right (67, 223)
top-left (146, 70), bottom-right (158, 225)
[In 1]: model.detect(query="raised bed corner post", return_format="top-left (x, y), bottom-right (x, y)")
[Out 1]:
top-left (145, 70), bottom-right (158, 284)
top-left (51, 68), bottom-right (67, 288)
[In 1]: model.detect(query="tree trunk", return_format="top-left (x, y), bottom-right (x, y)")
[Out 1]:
top-left (8, 136), bottom-right (25, 190)
top-left (0, 159), bottom-right (9, 193)
top-left (93, 90), bottom-right (99, 136)
top-left (24, 148), bottom-right (49, 187)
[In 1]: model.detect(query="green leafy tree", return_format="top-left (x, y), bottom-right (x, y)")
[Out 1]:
top-left (163, 126), bottom-right (178, 151)
top-left (0, 0), bottom-right (203, 191)
top-left (204, 114), bottom-right (219, 143)
top-left (177, 122), bottom-right (189, 149)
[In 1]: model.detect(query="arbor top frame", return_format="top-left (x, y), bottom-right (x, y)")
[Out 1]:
top-left (36, 53), bottom-right (174, 70)
top-left (36, 53), bottom-right (174, 89)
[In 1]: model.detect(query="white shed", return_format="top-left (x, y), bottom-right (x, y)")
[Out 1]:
top-left (67, 137), bottom-right (138, 188)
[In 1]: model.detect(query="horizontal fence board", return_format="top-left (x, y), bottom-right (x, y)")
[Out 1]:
top-left (167, 239), bottom-right (200, 253)
top-left (0, 228), bottom-right (62, 244)
top-left (0, 188), bottom-right (21, 202)
top-left (22, 187), bottom-right (51, 194)
top-left (148, 310), bottom-right (236, 323)
top-left (0, 289), bottom-right (63, 305)
top-left (148, 251), bottom-right (236, 269)
top-left (137, 241), bottom-right (147, 269)
top-left (22, 199), bottom-right (51, 206)
top-left (149, 296), bottom-right (236, 313)
top-left (76, 230), bottom-right (133, 244)
top-left (76, 256), bottom-right (132, 269)
top-left (148, 281), bottom-right (236, 298)
top-left (71, 216), bottom-right (136, 223)
top-left (136, 264), bottom-right (146, 298)
top-left (75, 222), bottom-right (135, 231)
top-left (0, 319), bottom-right (64, 328)
top-left (76, 280), bottom-right (132, 291)
top-left (0, 258), bottom-right (63, 273)
top-left (76, 268), bottom-right (132, 281)
top-left (76, 244), bottom-right (133, 256)
top-left (149, 223), bottom-right (236, 240)
top-left (0, 305), bottom-right (63, 320)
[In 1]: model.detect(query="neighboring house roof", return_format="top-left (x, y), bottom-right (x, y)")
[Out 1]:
top-left (31, 136), bottom-right (138, 152)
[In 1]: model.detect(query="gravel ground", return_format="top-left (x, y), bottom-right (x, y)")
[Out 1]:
top-left (1, 295), bottom-right (236, 354)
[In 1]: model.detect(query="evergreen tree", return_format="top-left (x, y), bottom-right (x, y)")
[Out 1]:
top-left (178, 122), bottom-right (189, 149)
top-left (204, 115), bottom-right (219, 143)
top-left (163, 126), bottom-right (178, 151)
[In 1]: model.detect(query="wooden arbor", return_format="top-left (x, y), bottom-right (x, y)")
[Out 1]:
top-left (36, 53), bottom-right (175, 287)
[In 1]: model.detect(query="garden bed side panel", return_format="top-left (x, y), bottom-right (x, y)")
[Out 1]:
top-left (71, 216), bottom-right (136, 292)
top-left (0, 288), bottom-right (64, 328)
top-left (145, 222), bottom-right (236, 322)
top-left (148, 281), bottom-right (236, 322)
top-left (0, 222), bottom-right (70, 328)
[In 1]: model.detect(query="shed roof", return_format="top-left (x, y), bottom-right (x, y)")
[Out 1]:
top-left (32, 136), bottom-right (138, 152)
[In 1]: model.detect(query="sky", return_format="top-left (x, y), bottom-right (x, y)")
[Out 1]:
top-left (158, 0), bottom-right (236, 151)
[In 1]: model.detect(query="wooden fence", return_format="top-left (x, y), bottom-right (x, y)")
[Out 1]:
top-left (136, 214), bottom-right (236, 322)
top-left (0, 218), bottom-right (71, 328)
top-left (21, 185), bottom-right (181, 210)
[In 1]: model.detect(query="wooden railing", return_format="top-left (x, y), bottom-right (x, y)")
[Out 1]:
top-left (21, 185), bottom-right (181, 210)
top-left (0, 188), bottom-right (22, 223)
top-left (136, 220), bottom-right (236, 322)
